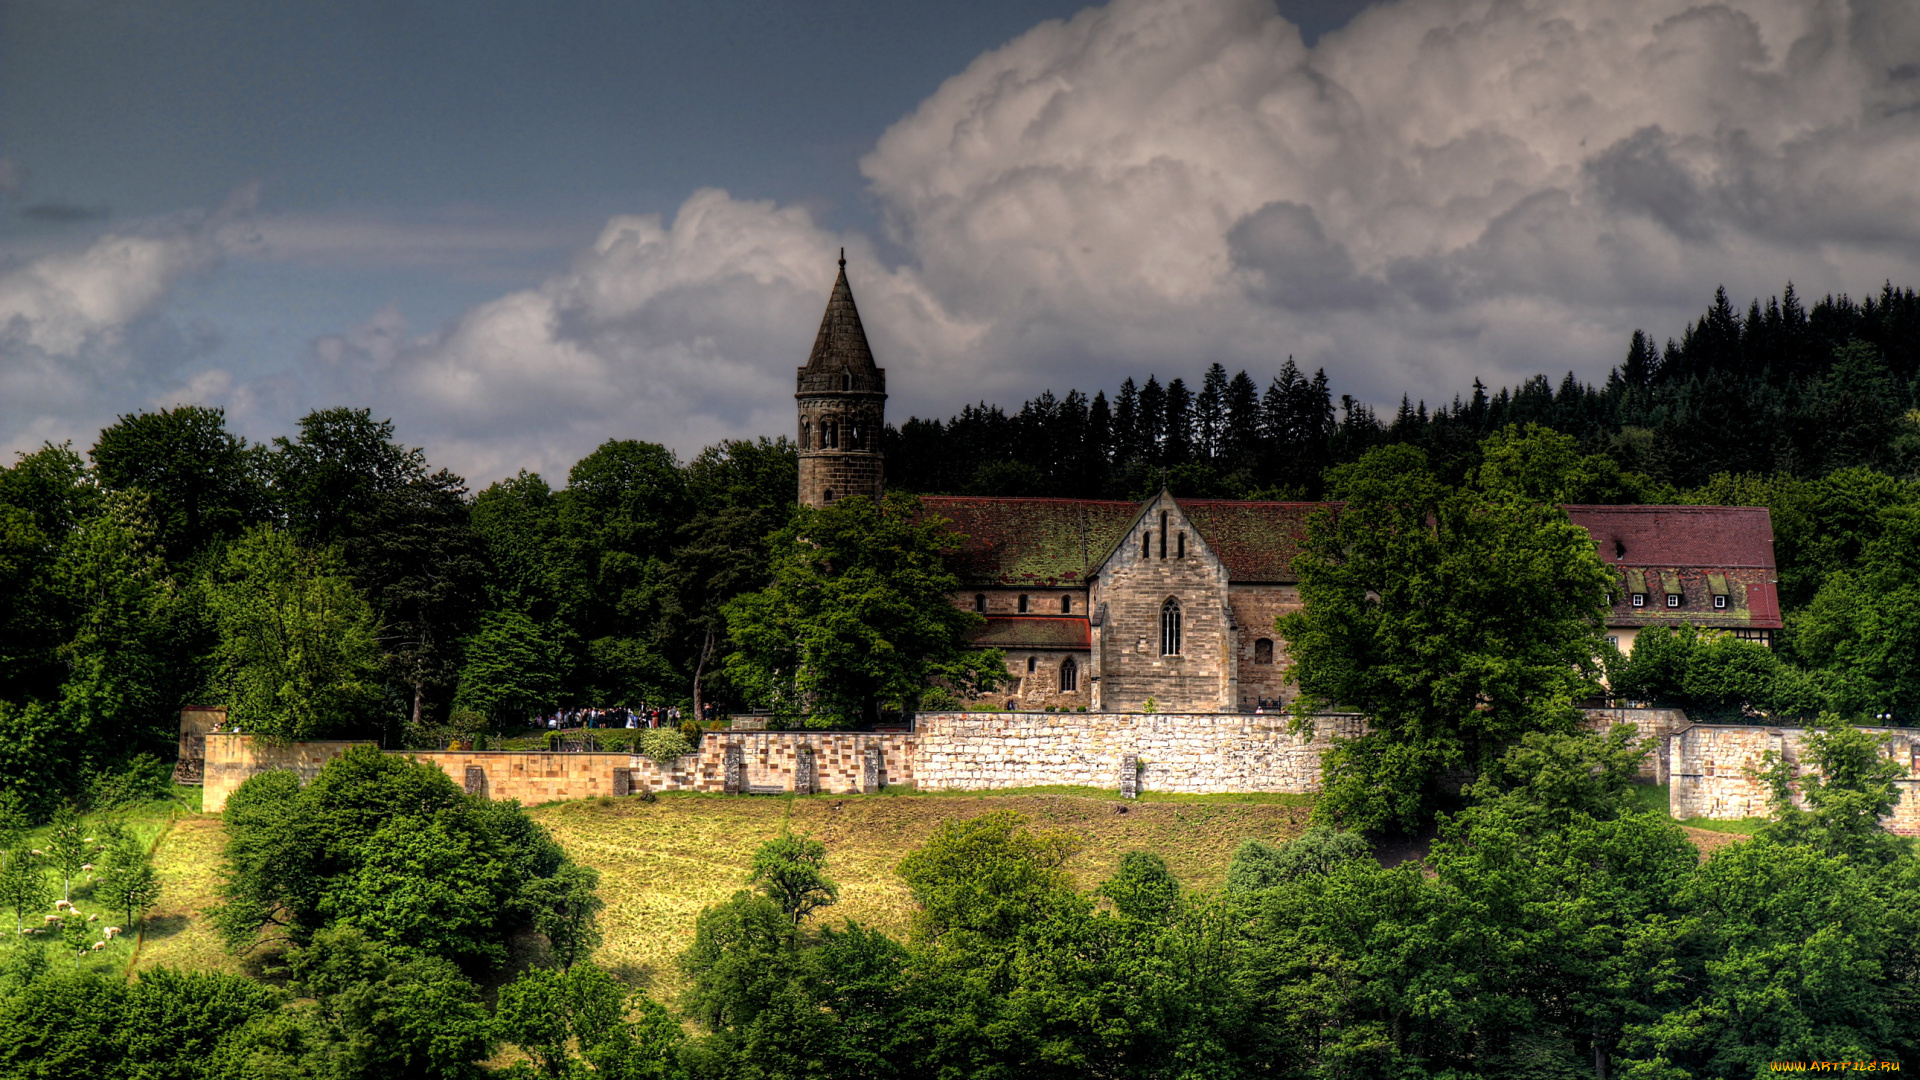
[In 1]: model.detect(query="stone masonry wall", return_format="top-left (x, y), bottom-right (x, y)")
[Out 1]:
top-left (912, 711), bottom-right (1365, 794)
top-left (1669, 723), bottom-right (1920, 834)
top-left (1579, 707), bottom-right (1691, 783)
top-left (204, 731), bottom-right (918, 811)
top-left (203, 735), bottom-right (372, 812)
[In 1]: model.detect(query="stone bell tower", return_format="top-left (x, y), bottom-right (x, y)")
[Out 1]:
top-left (797, 251), bottom-right (886, 509)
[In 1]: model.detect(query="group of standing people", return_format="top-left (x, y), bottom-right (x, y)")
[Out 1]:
top-left (539, 702), bottom-right (721, 730)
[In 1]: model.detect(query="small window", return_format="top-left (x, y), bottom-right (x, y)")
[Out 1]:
top-left (1666, 594), bottom-right (1681, 608)
top-left (848, 423), bottom-right (860, 450)
top-left (1631, 593), bottom-right (1645, 608)
top-left (974, 594), bottom-right (987, 613)
top-left (800, 420), bottom-right (811, 449)
top-left (1607, 635), bottom-right (1620, 649)
top-left (1142, 532), bottom-right (1150, 559)
top-left (1018, 594), bottom-right (1029, 614)
top-left (1253, 638), bottom-right (1274, 665)
top-left (1713, 595), bottom-right (1727, 609)
top-left (1060, 595), bottom-right (1071, 614)
top-left (1060, 658), bottom-right (1078, 692)
top-left (1177, 532), bottom-right (1186, 558)
top-left (1160, 598), bottom-right (1182, 656)
top-left (842, 371), bottom-right (852, 390)
top-left (1159, 511), bottom-right (1169, 559)
top-left (1026, 656), bottom-right (1037, 674)
top-left (823, 489), bottom-right (835, 503)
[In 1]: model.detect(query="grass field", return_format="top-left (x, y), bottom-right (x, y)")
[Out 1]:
top-left (137, 787), bottom-right (1313, 994)
top-left (131, 783), bottom-right (1763, 995)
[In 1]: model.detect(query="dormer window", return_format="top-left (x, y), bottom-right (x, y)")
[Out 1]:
top-left (1714, 595), bottom-right (1727, 609)
top-left (1667, 594), bottom-right (1681, 608)
top-left (1631, 594), bottom-right (1645, 607)
top-left (1708, 573), bottom-right (1730, 611)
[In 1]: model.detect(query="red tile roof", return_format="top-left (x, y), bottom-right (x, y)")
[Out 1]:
top-left (969, 616), bottom-right (1092, 649)
top-left (1563, 505), bottom-right (1776, 568)
top-left (920, 496), bottom-right (1140, 586)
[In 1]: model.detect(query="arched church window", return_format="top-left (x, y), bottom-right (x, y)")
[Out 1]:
top-left (1177, 532), bottom-right (1186, 558)
top-left (1018, 594), bottom-right (1029, 613)
top-left (974, 594), bottom-right (987, 613)
top-left (800, 420), bottom-right (811, 449)
top-left (1254, 638), bottom-right (1274, 665)
top-left (826, 421), bottom-right (838, 449)
top-left (1060, 595), bottom-right (1071, 614)
top-left (1060, 658), bottom-right (1078, 692)
top-left (848, 422), bottom-right (860, 450)
top-left (1159, 511), bottom-right (1168, 559)
top-left (1141, 531), bottom-right (1150, 559)
top-left (1160, 598), bottom-right (1182, 656)
top-left (1026, 656), bottom-right (1037, 673)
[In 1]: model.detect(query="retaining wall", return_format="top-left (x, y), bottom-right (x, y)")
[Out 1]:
top-left (1668, 723), bottom-right (1920, 834)
top-left (912, 711), bottom-right (1363, 793)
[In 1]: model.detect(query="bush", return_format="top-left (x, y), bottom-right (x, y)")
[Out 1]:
top-left (640, 728), bottom-right (694, 766)
top-left (85, 753), bottom-right (176, 812)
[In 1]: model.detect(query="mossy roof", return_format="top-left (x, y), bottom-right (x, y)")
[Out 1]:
top-left (921, 496), bottom-right (1141, 586)
top-left (969, 616), bottom-right (1093, 648)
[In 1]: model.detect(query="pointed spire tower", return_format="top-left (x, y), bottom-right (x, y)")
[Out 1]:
top-left (796, 250), bottom-right (887, 508)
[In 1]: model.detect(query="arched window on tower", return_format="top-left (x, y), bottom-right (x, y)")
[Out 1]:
top-left (1160, 598), bottom-right (1182, 656)
top-left (1060, 658), bottom-right (1078, 692)
top-left (848, 422), bottom-right (860, 450)
top-left (842, 371), bottom-right (852, 390)
top-left (800, 420), bottom-right (811, 449)
top-left (825, 421), bottom-right (838, 449)
top-left (1254, 638), bottom-right (1274, 665)
top-left (823, 489), bottom-right (836, 503)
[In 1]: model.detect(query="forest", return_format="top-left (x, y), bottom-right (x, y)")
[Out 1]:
top-left (2, 282), bottom-right (1918, 819)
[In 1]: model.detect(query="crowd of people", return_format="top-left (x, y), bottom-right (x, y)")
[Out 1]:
top-left (537, 702), bottom-right (721, 730)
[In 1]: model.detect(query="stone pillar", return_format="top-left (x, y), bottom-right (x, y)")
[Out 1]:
top-left (724, 744), bottom-right (744, 795)
top-left (863, 745), bottom-right (883, 793)
top-left (612, 769), bottom-right (631, 797)
top-left (463, 766), bottom-right (487, 797)
top-left (795, 746), bottom-right (816, 795)
top-left (1120, 753), bottom-right (1139, 799)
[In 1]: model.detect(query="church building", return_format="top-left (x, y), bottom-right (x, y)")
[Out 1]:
top-left (796, 259), bottom-right (1781, 714)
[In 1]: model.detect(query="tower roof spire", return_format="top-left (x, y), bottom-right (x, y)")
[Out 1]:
top-left (804, 253), bottom-right (877, 373)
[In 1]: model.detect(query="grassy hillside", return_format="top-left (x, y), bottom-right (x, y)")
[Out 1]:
top-left (137, 788), bottom-right (1312, 994)
top-left (131, 784), bottom-right (1757, 998)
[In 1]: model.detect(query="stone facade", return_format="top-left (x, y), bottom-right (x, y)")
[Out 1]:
top-left (173, 705), bottom-right (227, 784)
top-left (1088, 492), bottom-right (1237, 712)
top-left (1228, 585), bottom-right (1299, 710)
top-left (202, 734), bottom-right (366, 811)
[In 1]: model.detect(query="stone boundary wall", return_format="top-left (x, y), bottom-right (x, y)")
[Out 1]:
top-left (203, 735), bottom-right (372, 812)
top-left (1669, 723), bottom-right (1920, 834)
top-left (1579, 707), bottom-right (1691, 783)
top-left (203, 731), bottom-right (917, 811)
top-left (910, 711), bottom-right (1366, 794)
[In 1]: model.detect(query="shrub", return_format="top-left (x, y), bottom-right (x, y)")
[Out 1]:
top-left (640, 729), bottom-right (694, 766)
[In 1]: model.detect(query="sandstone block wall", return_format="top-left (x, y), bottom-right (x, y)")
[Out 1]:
top-left (203, 731), bottom-right (919, 810)
top-left (912, 711), bottom-right (1364, 794)
top-left (1578, 707), bottom-right (1691, 783)
top-left (1669, 723), bottom-right (1920, 833)
top-left (203, 735), bottom-right (372, 811)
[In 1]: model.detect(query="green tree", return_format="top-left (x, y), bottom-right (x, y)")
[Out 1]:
top-left (724, 493), bottom-right (1007, 726)
top-left (205, 527), bottom-right (384, 742)
top-left (1224, 825), bottom-right (1373, 896)
top-left (1791, 500), bottom-right (1920, 719)
top-left (748, 834), bottom-right (839, 925)
top-left (94, 830), bottom-right (162, 930)
top-left (0, 848), bottom-right (51, 933)
top-left (496, 963), bottom-right (684, 1080)
top-left (44, 804), bottom-right (94, 903)
top-left (1279, 440), bottom-right (1613, 831)
top-left (1758, 719), bottom-right (1912, 865)
top-left (0, 700), bottom-right (72, 822)
top-left (90, 405), bottom-right (267, 562)
top-left (452, 610), bottom-right (565, 725)
top-left (284, 925), bottom-right (495, 1080)
top-left (118, 967), bottom-right (286, 1080)
top-left (894, 810), bottom-right (1079, 946)
top-left (524, 862), bottom-right (605, 972)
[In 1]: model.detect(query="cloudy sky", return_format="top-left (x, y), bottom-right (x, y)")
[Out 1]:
top-left (4, 0), bottom-right (1918, 485)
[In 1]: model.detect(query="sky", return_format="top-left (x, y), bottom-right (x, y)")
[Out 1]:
top-left (4, 0), bottom-right (1918, 485)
